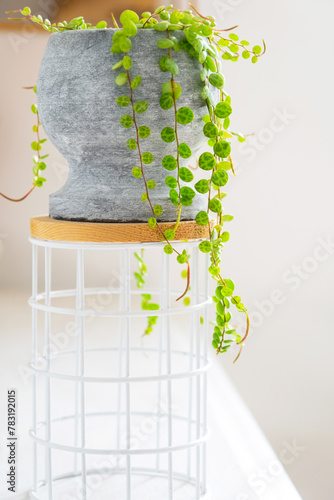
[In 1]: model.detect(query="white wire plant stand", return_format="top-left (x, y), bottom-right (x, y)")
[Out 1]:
top-left (29, 219), bottom-right (211, 500)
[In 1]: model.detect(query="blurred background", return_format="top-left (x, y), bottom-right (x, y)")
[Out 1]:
top-left (1, 0), bottom-right (334, 498)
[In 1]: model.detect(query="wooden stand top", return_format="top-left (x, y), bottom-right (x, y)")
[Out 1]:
top-left (30, 216), bottom-right (212, 243)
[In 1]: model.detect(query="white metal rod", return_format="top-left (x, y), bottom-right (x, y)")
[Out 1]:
top-left (32, 243), bottom-right (38, 492)
top-left (165, 254), bottom-right (173, 500)
top-left (76, 249), bottom-right (87, 500)
top-left (156, 255), bottom-right (165, 471)
top-left (187, 246), bottom-right (196, 480)
top-left (44, 247), bottom-right (53, 500)
top-left (125, 248), bottom-right (131, 500)
top-left (194, 247), bottom-right (201, 499)
top-left (116, 249), bottom-right (125, 470)
top-left (202, 253), bottom-right (209, 494)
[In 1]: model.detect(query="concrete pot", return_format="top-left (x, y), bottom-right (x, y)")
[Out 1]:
top-left (37, 29), bottom-right (216, 222)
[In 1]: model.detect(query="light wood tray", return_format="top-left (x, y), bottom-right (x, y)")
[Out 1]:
top-left (30, 216), bottom-right (212, 243)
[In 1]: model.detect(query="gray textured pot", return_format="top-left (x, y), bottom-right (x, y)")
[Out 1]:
top-left (37, 29), bottom-right (216, 222)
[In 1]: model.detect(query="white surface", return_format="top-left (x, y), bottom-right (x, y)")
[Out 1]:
top-left (0, 291), bottom-right (301, 500)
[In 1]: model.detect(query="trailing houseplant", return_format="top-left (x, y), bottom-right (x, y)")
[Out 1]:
top-left (2, 4), bottom-right (265, 361)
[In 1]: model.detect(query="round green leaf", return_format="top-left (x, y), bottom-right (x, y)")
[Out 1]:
top-left (213, 140), bottom-right (231, 158)
top-left (195, 211), bottom-right (209, 226)
top-left (127, 138), bottom-right (137, 150)
top-left (111, 42), bottom-right (122, 54)
top-left (147, 180), bottom-right (156, 189)
top-left (162, 155), bottom-right (177, 170)
top-left (177, 254), bottom-right (187, 264)
top-left (203, 122), bottom-right (219, 138)
top-left (112, 60), bottom-right (123, 70)
top-left (31, 104), bottom-right (38, 114)
top-left (116, 95), bottom-right (130, 107)
top-left (217, 161), bottom-right (232, 171)
top-left (159, 56), bottom-right (169, 71)
top-left (165, 58), bottom-right (179, 75)
top-left (165, 229), bottom-right (175, 240)
top-left (252, 55), bottom-right (258, 64)
top-left (209, 265), bottom-right (220, 276)
top-left (209, 198), bottom-right (222, 213)
top-left (199, 152), bottom-right (216, 170)
top-left (242, 50), bottom-right (250, 60)
top-left (158, 38), bottom-right (174, 48)
top-left (201, 86), bottom-right (209, 100)
top-left (161, 81), bottom-right (182, 99)
top-left (148, 217), bottom-right (157, 228)
top-left (160, 93), bottom-right (174, 110)
top-left (131, 76), bottom-right (142, 89)
top-left (164, 244), bottom-right (173, 254)
top-left (193, 38), bottom-right (203, 53)
top-left (154, 205), bottom-right (163, 216)
top-left (141, 193), bottom-right (148, 202)
top-left (122, 20), bottom-right (137, 36)
top-left (119, 36), bottom-right (132, 52)
top-left (161, 127), bottom-right (176, 143)
top-left (176, 107), bottom-right (194, 125)
top-left (215, 102), bottom-right (232, 119)
top-left (229, 33), bottom-right (239, 41)
top-left (218, 39), bottom-right (230, 48)
top-left (180, 186), bottom-right (195, 200)
top-left (200, 68), bottom-right (208, 82)
top-left (115, 72), bottom-right (128, 86)
top-left (160, 11), bottom-right (169, 21)
top-left (209, 73), bottom-right (225, 89)
top-left (169, 189), bottom-right (179, 206)
top-left (229, 44), bottom-right (239, 53)
top-left (194, 179), bottom-right (210, 194)
top-left (198, 241), bottom-right (212, 253)
top-left (132, 167), bottom-right (141, 178)
top-left (134, 101), bottom-right (149, 113)
top-left (120, 115), bottom-right (133, 128)
top-left (222, 215), bottom-right (234, 222)
top-left (205, 55), bottom-right (216, 72)
top-left (138, 126), bottom-right (151, 139)
top-left (166, 176), bottom-right (177, 188)
top-left (212, 170), bottom-right (229, 187)
top-left (179, 167), bottom-right (194, 182)
top-left (154, 22), bottom-right (169, 31)
top-left (142, 152), bottom-right (154, 164)
top-left (123, 55), bottom-right (132, 69)
top-left (120, 10), bottom-right (139, 25)
top-left (198, 50), bottom-right (207, 64)
top-left (178, 143), bottom-right (192, 159)
top-left (253, 45), bottom-right (262, 54)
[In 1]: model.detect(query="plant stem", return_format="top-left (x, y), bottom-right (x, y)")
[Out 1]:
top-left (111, 13), bottom-right (119, 28)
top-left (0, 186), bottom-right (35, 202)
top-left (126, 61), bottom-right (190, 300)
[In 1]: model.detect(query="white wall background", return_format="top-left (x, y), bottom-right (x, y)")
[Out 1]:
top-left (1, 0), bottom-right (334, 498)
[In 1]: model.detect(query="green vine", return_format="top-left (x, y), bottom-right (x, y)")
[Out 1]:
top-left (5, 4), bottom-right (265, 361)
top-left (0, 86), bottom-right (48, 202)
top-left (134, 250), bottom-right (159, 336)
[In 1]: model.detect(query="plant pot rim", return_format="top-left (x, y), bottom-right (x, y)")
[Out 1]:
top-left (50, 28), bottom-right (167, 37)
